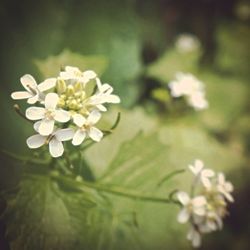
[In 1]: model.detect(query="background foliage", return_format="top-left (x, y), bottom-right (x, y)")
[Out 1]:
top-left (0, 0), bottom-right (249, 249)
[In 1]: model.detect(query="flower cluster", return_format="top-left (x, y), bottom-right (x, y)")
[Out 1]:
top-left (177, 159), bottom-right (234, 248)
top-left (11, 66), bottom-right (120, 158)
top-left (169, 72), bottom-right (208, 110)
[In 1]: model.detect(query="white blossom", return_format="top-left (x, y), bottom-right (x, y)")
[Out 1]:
top-left (26, 122), bottom-right (74, 158)
top-left (217, 173), bottom-right (234, 202)
top-left (177, 191), bottom-right (207, 224)
top-left (26, 93), bottom-right (70, 136)
top-left (60, 66), bottom-right (97, 85)
top-left (11, 74), bottom-right (56, 104)
top-left (87, 78), bottom-right (121, 112)
top-left (169, 73), bottom-right (208, 110)
top-left (72, 110), bottom-right (103, 146)
top-left (189, 159), bottom-right (214, 188)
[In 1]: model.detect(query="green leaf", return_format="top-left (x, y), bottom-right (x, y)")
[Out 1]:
top-left (1, 172), bottom-right (141, 250)
top-left (34, 49), bottom-right (108, 78)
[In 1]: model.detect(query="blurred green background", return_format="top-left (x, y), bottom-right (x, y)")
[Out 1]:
top-left (0, 0), bottom-right (250, 249)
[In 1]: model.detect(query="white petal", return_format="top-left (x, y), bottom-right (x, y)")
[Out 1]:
top-left (194, 207), bottom-right (206, 216)
top-left (96, 104), bottom-right (107, 112)
top-left (82, 70), bottom-right (97, 83)
top-left (218, 173), bottom-right (225, 184)
top-left (55, 128), bottom-right (74, 141)
top-left (38, 78), bottom-right (56, 91)
top-left (88, 127), bottom-right (103, 142)
top-left (95, 77), bottom-right (102, 90)
top-left (38, 119), bottom-right (55, 136)
top-left (192, 196), bottom-right (206, 206)
top-left (45, 93), bottom-right (59, 109)
top-left (26, 107), bottom-right (45, 120)
top-left (177, 191), bottom-right (190, 205)
top-left (194, 159), bottom-right (204, 170)
top-left (33, 121), bottom-right (41, 132)
top-left (203, 169), bottom-right (215, 178)
top-left (87, 110), bottom-right (101, 125)
top-left (65, 66), bottom-right (80, 73)
top-left (11, 91), bottom-right (33, 100)
top-left (100, 83), bottom-right (113, 94)
top-left (72, 130), bottom-right (86, 145)
top-left (225, 182), bottom-right (234, 192)
top-left (54, 110), bottom-right (71, 123)
top-left (192, 230), bottom-right (201, 248)
top-left (20, 74), bottom-right (37, 91)
top-left (189, 159), bottom-right (204, 175)
top-left (104, 94), bottom-right (121, 103)
top-left (201, 177), bottom-right (212, 188)
top-left (49, 138), bottom-right (64, 158)
top-left (177, 209), bottom-right (190, 223)
top-left (26, 134), bottom-right (46, 148)
top-left (224, 192), bottom-right (234, 202)
top-left (73, 114), bottom-right (86, 127)
top-left (27, 95), bottom-right (39, 104)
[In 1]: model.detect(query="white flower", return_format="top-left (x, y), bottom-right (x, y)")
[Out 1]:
top-left (11, 74), bottom-right (56, 104)
top-left (87, 78), bottom-right (121, 112)
top-left (175, 34), bottom-right (200, 53)
top-left (25, 93), bottom-right (71, 136)
top-left (187, 226), bottom-right (202, 248)
top-left (189, 159), bottom-right (214, 188)
top-left (72, 110), bottom-right (103, 145)
top-left (26, 123), bottom-right (74, 158)
top-left (169, 73), bottom-right (208, 110)
top-left (60, 66), bottom-right (97, 85)
top-left (217, 173), bottom-right (234, 202)
top-left (177, 191), bottom-right (207, 224)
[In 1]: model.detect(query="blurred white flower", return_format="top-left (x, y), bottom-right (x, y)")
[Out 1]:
top-left (26, 93), bottom-right (70, 136)
top-left (177, 159), bottom-right (234, 248)
top-left (26, 122), bottom-right (74, 158)
top-left (189, 159), bottom-right (214, 188)
top-left (11, 74), bottom-right (56, 104)
top-left (175, 34), bottom-right (200, 53)
top-left (169, 73), bottom-right (208, 110)
top-left (72, 110), bottom-right (103, 145)
top-left (177, 191), bottom-right (207, 223)
top-left (60, 66), bottom-right (97, 85)
top-left (217, 173), bottom-right (234, 202)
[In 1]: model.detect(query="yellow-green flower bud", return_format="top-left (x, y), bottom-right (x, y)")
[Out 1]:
top-left (74, 82), bottom-right (83, 92)
top-left (66, 85), bottom-right (74, 96)
top-left (56, 79), bottom-right (67, 94)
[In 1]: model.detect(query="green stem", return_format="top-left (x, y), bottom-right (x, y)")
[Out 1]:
top-left (157, 169), bottom-right (185, 187)
top-left (51, 173), bottom-right (180, 206)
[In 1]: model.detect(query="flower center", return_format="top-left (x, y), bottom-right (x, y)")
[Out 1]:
top-left (45, 109), bottom-right (55, 119)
